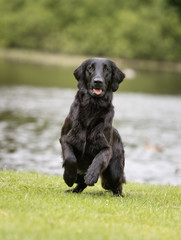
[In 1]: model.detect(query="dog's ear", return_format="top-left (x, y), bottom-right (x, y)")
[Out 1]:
top-left (111, 63), bottom-right (125, 92)
top-left (73, 60), bottom-right (89, 90)
top-left (73, 65), bottom-right (83, 81)
top-left (73, 60), bottom-right (88, 81)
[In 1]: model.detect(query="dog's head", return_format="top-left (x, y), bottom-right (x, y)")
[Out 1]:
top-left (74, 58), bottom-right (125, 97)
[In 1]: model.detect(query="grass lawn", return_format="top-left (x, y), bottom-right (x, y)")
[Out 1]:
top-left (0, 171), bottom-right (181, 240)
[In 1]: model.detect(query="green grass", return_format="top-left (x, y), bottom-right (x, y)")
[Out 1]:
top-left (0, 171), bottom-right (181, 240)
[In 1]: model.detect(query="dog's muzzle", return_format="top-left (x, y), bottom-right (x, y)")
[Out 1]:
top-left (92, 77), bottom-right (103, 95)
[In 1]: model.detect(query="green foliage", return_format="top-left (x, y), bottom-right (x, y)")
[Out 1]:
top-left (0, 0), bottom-right (181, 60)
top-left (0, 171), bottom-right (181, 240)
top-left (167, 0), bottom-right (181, 17)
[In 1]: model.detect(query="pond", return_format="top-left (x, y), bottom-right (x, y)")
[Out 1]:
top-left (0, 60), bottom-right (181, 185)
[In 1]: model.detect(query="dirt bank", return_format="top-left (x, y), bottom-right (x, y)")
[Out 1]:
top-left (0, 48), bottom-right (181, 72)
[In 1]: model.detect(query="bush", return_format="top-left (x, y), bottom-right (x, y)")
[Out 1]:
top-left (0, 0), bottom-right (180, 61)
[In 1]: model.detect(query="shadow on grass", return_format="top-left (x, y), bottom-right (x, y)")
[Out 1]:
top-left (63, 188), bottom-right (124, 198)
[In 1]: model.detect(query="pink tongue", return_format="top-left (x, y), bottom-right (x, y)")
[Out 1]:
top-left (93, 89), bottom-right (102, 95)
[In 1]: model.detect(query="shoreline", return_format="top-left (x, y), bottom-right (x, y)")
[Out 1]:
top-left (0, 48), bottom-right (181, 73)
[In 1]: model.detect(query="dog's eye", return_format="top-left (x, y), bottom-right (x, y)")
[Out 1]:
top-left (104, 67), bottom-right (109, 72)
top-left (89, 66), bottom-right (94, 71)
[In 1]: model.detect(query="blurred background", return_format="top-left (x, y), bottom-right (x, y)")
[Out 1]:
top-left (0, 0), bottom-right (181, 185)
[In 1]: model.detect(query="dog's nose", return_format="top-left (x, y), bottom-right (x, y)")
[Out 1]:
top-left (94, 77), bottom-right (103, 84)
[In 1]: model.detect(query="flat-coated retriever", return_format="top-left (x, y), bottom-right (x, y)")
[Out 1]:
top-left (60, 58), bottom-right (126, 196)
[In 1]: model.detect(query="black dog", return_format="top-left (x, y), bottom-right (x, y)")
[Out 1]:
top-left (60, 58), bottom-right (126, 196)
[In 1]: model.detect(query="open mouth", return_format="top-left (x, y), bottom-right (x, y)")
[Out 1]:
top-left (93, 89), bottom-right (103, 95)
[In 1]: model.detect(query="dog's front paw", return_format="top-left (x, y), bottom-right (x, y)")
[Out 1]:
top-left (84, 171), bottom-right (99, 186)
top-left (63, 162), bottom-right (77, 187)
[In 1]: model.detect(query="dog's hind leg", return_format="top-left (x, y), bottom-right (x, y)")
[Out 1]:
top-left (72, 174), bottom-right (87, 193)
top-left (101, 130), bottom-right (125, 196)
top-left (60, 135), bottom-right (77, 187)
top-left (72, 183), bottom-right (87, 193)
top-left (101, 162), bottom-right (125, 197)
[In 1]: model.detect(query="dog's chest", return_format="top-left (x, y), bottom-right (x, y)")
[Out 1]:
top-left (79, 105), bottom-right (105, 128)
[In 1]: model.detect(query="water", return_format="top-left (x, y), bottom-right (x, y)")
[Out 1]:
top-left (0, 59), bottom-right (181, 94)
top-left (0, 86), bottom-right (181, 185)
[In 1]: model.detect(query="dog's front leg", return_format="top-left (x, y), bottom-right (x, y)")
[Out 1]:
top-left (84, 147), bottom-right (112, 186)
top-left (60, 136), bottom-right (77, 187)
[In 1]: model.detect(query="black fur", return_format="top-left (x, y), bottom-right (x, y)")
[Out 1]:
top-left (60, 58), bottom-right (126, 196)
